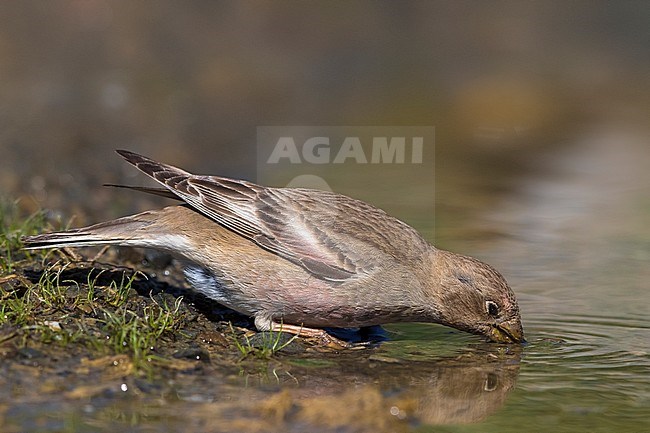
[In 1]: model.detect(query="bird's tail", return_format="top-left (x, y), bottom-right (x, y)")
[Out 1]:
top-left (22, 211), bottom-right (157, 250)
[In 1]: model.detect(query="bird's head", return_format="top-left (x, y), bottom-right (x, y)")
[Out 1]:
top-left (428, 250), bottom-right (525, 344)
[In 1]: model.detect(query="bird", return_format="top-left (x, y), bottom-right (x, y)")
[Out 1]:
top-left (23, 150), bottom-right (524, 345)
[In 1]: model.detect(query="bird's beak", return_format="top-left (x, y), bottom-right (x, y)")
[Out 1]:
top-left (488, 318), bottom-right (525, 344)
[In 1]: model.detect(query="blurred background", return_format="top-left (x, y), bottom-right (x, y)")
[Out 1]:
top-left (1, 1), bottom-right (649, 234)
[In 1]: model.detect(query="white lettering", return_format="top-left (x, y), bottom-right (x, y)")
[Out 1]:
top-left (267, 135), bottom-right (425, 164)
top-left (371, 137), bottom-right (405, 163)
top-left (411, 137), bottom-right (423, 163)
top-left (302, 137), bottom-right (330, 164)
top-left (267, 137), bottom-right (301, 163)
top-left (333, 137), bottom-right (367, 164)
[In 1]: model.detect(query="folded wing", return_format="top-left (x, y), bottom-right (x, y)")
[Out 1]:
top-left (116, 150), bottom-right (428, 281)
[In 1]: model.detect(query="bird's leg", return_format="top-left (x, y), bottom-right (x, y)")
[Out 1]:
top-left (269, 322), bottom-right (352, 349)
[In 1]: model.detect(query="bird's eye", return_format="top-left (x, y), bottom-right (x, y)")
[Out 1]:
top-left (485, 300), bottom-right (499, 317)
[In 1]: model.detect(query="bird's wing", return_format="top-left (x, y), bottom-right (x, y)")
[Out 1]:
top-left (116, 150), bottom-right (427, 281)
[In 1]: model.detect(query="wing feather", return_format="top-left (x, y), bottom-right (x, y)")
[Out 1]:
top-left (116, 150), bottom-right (428, 281)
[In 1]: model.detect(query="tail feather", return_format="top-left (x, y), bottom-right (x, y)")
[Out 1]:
top-left (22, 212), bottom-right (156, 250)
top-left (22, 231), bottom-right (126, 250)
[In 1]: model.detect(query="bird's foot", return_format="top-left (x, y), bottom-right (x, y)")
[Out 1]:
top-left (269, 322), bottom-right (352, 350)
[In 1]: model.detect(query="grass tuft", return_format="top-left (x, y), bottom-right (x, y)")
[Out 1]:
top-left (0, 198), bottom-right (49, 274)
top-left (100, 293), bottom-right (184, 364)
top-left (229, 322), bottom-right (298, 360)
